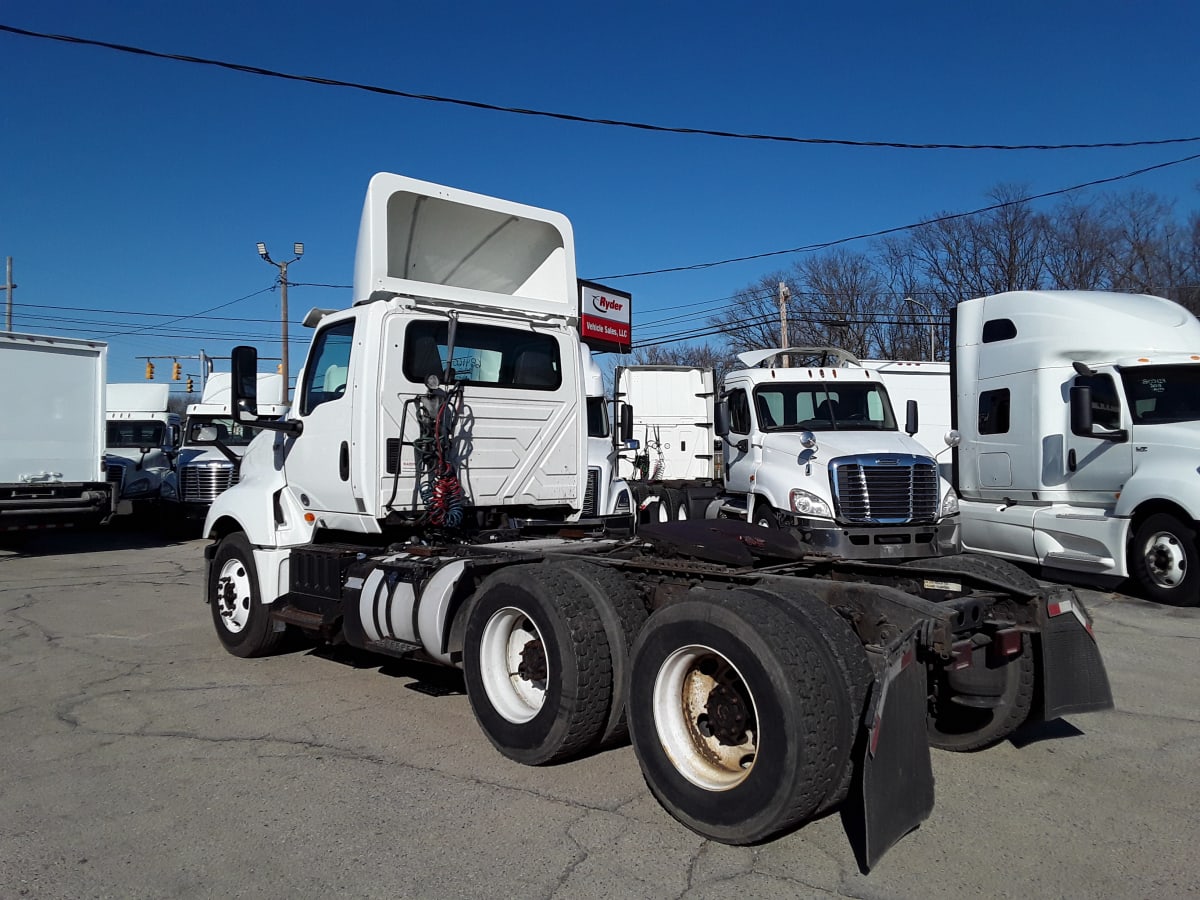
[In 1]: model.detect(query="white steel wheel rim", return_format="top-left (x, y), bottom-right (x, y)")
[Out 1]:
top-left (216, 557), bottom-right (253, 633)
top-left (652, 644), bottom-right (759, 791)
top-left (657, 499), bottom-right (671, 523)
top-left (676, 502), bottom-right (688, 520)
top-left (479, 607), bottom-right (547, 724)
top-left (1144, 531), bottom-right (1187, 588)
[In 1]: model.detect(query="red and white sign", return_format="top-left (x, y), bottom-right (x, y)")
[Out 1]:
top-left (578, 280), bottom-right (632, 353)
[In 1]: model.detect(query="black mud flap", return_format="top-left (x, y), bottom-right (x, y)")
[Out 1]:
top-left (855, 634), bottom-right (935, 870)
top-left (1036, 589), bottom-right (1115, 720)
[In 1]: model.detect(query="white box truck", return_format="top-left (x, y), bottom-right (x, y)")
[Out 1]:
top-left (200, 173), bottom-right (1111, 866)
top-left (104, 382), bottom-right (183, 511)
top-left (0, 332), bottom-right (120, 531)
top-left (951, 290), bottom-right (1200, 607)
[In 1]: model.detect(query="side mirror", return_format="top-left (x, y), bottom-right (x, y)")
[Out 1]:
top-left (231, 345), bottom-right (303, 435)
top-left (1070, 384), bottom-right (1126, 442)
top-left (231, 345), bottom-right (260, 424)
top-left (170, 423), bottom-right (182, 449)
top-left (619, 403), bottom-right (634, 443)
top-left (905, 399), bottom-right (919, 437)
top-left (714, 399), bottom-right (731, 437)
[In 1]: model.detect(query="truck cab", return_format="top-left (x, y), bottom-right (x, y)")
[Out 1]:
top-left (104, 382), bottom-right (182, 510)
top-left (582, 346), bottom-right (634, 523)
top-left (178, 373), bottom-right (287, 519)
top-left (717, 348), bottom-right (960, 559)
top-left (954, 290), bottom-right (1200, 605)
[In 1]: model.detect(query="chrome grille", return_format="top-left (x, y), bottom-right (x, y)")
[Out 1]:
top-left (180, 463), bottom-right (238, 503)
top-left (583, 467), bottom-right (600, 517)
top-left (831, 455), bottom-right (939, 524)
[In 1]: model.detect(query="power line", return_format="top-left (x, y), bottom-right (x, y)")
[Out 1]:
top-left (589, 151), bottom-right (1200, 280)
top-left (3, 23), bottom-right (1198, 153)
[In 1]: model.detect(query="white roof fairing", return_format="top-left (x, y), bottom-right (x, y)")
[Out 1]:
top-left (352, 173), bottom-right (578, 321)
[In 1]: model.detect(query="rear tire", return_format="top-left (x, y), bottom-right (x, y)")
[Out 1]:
top-left (209, 532), bottom-right (283, 658)
top-left (654, 491), bottom-right (676, 523)
top-left (627, 590), bottom-right (851, 844)
top-left (1131, 513), bottom-right (1200, 607)
top-left (753, 499), bottom-right (779, 529)
top-left (667, 488), bottom-right (689, 521)
top-left (558, 561), bottom-right (648, 747)
top-left (462, 565), bottom-right (612, 765)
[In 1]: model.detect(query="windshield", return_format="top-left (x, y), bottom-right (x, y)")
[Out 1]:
top-left (586, 397), bottom-right (610, 438)
top-left (185, 416), bottom-right (261, 447)
top-left (1120, 365), bottom-right (1200, 424)
top-left (754, 382), bottom-right (897, 432)
top-left (107, 420), bottom-right (166, 449)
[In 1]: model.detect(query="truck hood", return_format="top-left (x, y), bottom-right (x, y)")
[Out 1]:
top-left (178, 447), bottom-right (242, 467)
top-left (763, 430), bottom-right (935, 463)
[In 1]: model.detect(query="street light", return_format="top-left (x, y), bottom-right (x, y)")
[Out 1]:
top-left (903, 296), bottom-right (936, 361)
top-left (256, 241), bottom-right (304, 403)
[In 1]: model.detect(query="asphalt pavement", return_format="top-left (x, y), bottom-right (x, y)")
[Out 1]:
top-left (1, 528), bottom-right (1197, 899)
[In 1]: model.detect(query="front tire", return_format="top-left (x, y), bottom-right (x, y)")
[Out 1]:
top-left (1131, 513), bottom-right (1200, 607)
top-left (627, 590), bottom-right (852, 844)
top-left (209, 533), bottom-right (283, 658)
top-left (462, 565), bottom-right (613, 765)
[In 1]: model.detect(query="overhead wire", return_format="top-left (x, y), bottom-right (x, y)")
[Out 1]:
top-left (2, 23), bottom-right (1198, 153)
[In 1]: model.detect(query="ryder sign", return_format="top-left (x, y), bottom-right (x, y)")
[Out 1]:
top-left (579, 280), bottom-right (632, 353)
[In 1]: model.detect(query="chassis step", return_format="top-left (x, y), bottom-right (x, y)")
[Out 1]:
top-left (365, 637), bottom-right (424, 659)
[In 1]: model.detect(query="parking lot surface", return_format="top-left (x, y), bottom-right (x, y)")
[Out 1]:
top-left (1, 529), bottom-right (1198, 899)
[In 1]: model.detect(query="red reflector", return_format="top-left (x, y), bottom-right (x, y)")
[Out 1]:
top-left (1047, 602), bottom-right (1063, 617)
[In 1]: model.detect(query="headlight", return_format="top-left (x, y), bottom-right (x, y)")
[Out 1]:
top-left (125, 476), bottom-right (151, 495)
top-left (789, 489), bottom-right (832, 518)
top-left (614, 489), bottom-right (631, 514)
top-left (941, 489), bottom-right (960, 517)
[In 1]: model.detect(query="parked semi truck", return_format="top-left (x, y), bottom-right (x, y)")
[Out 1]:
top-left (104, 382), bottom-right (182, 511)
top-left (178, 372), bottom-right (287, 519)
top-left (202, 173), bottom-right (1112, 866)
top-left (616, 349), bottom-right (961, 561)
top-left (950, 290), bottom-right (1200, 607)
top-left (1, 332), bottom-right (121, 531)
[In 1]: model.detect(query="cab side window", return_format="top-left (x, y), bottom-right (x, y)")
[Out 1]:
top-left (300, 321), bottom-right (354, 415)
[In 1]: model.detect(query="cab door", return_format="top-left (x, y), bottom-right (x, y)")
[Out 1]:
top-left (1065, 372), bottom-right (1134, 502)
top-left (283, 318), bottom-right (362, 520)
top-left (722, 387), bottom-right (755, 494)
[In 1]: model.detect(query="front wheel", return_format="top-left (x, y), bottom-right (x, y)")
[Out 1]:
top-left (1131, 513), bottom-right (1200, 607)
top-left (209, 533), bottom-right (283, 658)
top-left (627, 590), bottom-right (852, 844)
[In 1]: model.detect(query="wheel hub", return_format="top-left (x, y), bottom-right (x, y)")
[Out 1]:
top-left (517, 638), bottom-right (547, 683)
top-left (705, 682), bottom-right (749, 745)
top-left (1145, 532), bottom-right (1185, 587)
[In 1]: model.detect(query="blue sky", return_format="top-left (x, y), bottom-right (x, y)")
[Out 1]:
top-left (2, 1), bottom-right (1199, 386)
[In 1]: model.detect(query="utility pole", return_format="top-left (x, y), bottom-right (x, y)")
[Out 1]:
top-left (904, 296), bottom-right (935, 361)
top-left (257, 242), bottom-right (304, 403)
top-left (3, 257), bottom-right (15, 331)
top-left (779, 281), bottom-right (790, 366)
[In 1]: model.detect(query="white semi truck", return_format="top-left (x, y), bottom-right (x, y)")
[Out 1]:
top-left (616, 350), bottom-right (961, 561)
top-left (177, 372), bottom-right (287, 520)
top-left (0, 332), bottom-right (121, 531)
top-left (104, 382), bottom-right (183, 511)
top-left (950, 290), bottom-right (1200, 607)
top-left (202, 173), bottom-right (1112, 866)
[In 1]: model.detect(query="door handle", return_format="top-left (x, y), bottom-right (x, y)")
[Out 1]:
top-left (339, 442), bottom-right (350, 481)
top-left (1067, 448), bottom-right (1077, 472)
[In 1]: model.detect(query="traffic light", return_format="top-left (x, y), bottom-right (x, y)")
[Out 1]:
top-left (145, 360), bottom-right (155, 380)
top-left (172, 361), bottom-right (182, 381)
top-left (186, 377), bottom-right (194, 392)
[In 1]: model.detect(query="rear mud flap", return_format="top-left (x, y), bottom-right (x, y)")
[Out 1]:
top-left (852, 634), bottom-right (935, 870)
top-left (1037, 591), bottom-right (1114, 720)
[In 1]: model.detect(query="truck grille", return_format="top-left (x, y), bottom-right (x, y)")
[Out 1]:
top-left (830, 455), bottom-right (939, 524)
top-left (180, 463), bottom-right (238, 503)
top-left (583, 467), bottom-right (600, 517)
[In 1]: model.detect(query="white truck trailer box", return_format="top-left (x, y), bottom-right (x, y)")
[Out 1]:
top-left (0, 332), bottom-right (119, 530)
